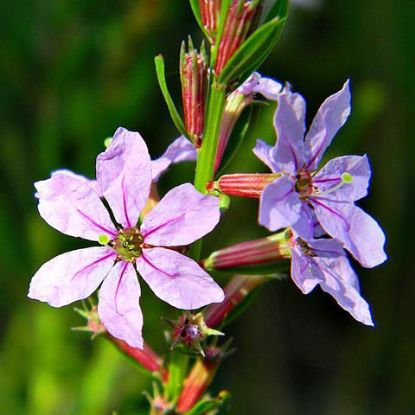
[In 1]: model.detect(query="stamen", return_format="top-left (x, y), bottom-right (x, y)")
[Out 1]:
top-left (313, 172), bottom-right (354, 197)
top-left (104, 137), bottom-right (113, 148)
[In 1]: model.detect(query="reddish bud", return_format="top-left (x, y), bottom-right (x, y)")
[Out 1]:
top-left (214, 0), bottom-right (261, 75)
top-left (176, 351), bottom-right (221, 413)
top-left (199, 0), bottom-right (221, 40)
top-left (203, 231), bottom-right (292, 271)
top-left (180, 38), bottom-right (208, 146)
top-left (210, 172), bottom-right (281, 198)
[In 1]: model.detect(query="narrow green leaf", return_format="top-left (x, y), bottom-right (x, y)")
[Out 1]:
top-left (165, 350), bottom-right (189, 403)
top-left (264, 0), bottom-right (289, 23)
top-left (154, 55), bottom-right (188, 138)
top-left (218, 17), bottom-right (286, 85)
top-left (216, 106), bottom-right (253, 177)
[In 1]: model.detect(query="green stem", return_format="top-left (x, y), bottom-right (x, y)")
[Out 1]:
top-left (191, 80), bottom-right (226, 261)
top-left (194, 81), bottom-right (226, 192)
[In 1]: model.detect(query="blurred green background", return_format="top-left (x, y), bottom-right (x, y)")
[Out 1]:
top-left (1, 1), bottom-right (414, 414)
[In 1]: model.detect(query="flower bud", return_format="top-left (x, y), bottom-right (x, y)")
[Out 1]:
top-left (203, 231), bottom-right (291, 271)
top-left (208, 172), bottom-right (280, 198)
top-left (199, 0), bottom-right (221, 41)
top-left (214, 0), bottom-right (262, 75)
top-left (180, 38), bottom-right (208, 146)
top-left (175, 344), bottom-right (231, 413)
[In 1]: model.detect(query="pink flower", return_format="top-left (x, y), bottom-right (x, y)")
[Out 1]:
top-left (28, 127), bottom-right (224, 348)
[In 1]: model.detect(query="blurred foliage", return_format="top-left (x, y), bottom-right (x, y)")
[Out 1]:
top-left (0, 0), bottom-right (413, 414)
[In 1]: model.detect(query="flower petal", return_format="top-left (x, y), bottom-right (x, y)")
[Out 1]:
top-left (259, 176), bottom-right (302, 232)
top-left (96, 127), bottom-right (152, 228)
top-left (305, 80), bottom-right (351, 170)
top-left (312, 199), bottom-right (387, 268)
top-left (237, 73), bottom-right (282, 100)
top-left (315, 254), bottom-right (373, 326)
top-left (270, 89), bottom-right (307, 174)
top-left (291, 246), bottom-right (322, 294)
top-left (314, 155), bottom-right (371, 201)
top-left (252, 139), bottom-right (279, 172)
top-left (28, 247), bottom-right (116, 307)
top-left (291, 240), bottom-right (373, 325)
top-left (98, 261), bottom-right (143, 349)
top-left (35, 171), bottom-right (117, 241)
top-left (254, 76), bottom-right (282, 101)
top-left (137, 248), bottom-right (224, 309)
top-left (141, 183), bottom-right (220, 246)
top-left (151, 136), bottom-right (196, 182)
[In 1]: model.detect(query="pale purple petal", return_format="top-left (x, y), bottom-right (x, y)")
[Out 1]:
top-left (292, 239), bottom-right (373, 325)
top-left (291, 246), bottom-right (321, 294)
top-left (259, 176), bottom-right (302, 231)
top-left (292, 204), bottom-right (315, 240)
top-left (312, 199), bottom-right (387, 268)
top-left (151, 136), bottom-right (196, 182)
top-left (137, 247), bottom-right (224, 309)
top-left (252, 139), bottom-right (279, 172)
top-left (35, 171), bottom-right (117, 241)
top-left (96, 127), bottom-right (152, 228)
top-left (314, 155), bottom-right (371, 201)
top-left (305, 80), bottom-right (351, 170)
top-left (141, 183), bottom-right (220, 246)
top-left (236, 72), bottom-right (262, 95)
top-left (28, 247), bottom-right (116, 307)
top-left (237, 73), bottom-right (282, 100)
top-left (98, 261), bottom-right (143, 349)
top-left (270, 89), bottom-right (307, 174)
top-left (315, 255), bottom-right (373, 326)
top-left (254, 77), bottom-right (282, 101)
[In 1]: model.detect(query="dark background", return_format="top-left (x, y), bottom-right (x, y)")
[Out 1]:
top-left (1, 1), bottom-right (414, 414)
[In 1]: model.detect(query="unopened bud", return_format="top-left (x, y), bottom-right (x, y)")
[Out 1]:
top-left (204, 230), bottom-right (291, 271)
top-left (211, 172), bottom-right (281, 198)
top-left (199, 0), bottom-right (221, 41)
top-left (214, 0), bottom-right (262, 75)
top-left (180, 38), bottom-right (208, 146)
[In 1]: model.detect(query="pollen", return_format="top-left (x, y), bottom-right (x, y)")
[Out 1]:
top-left (114, 227), bottom-right (144, 262)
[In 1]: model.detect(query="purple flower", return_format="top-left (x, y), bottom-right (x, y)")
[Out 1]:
top-left (290, 236), bottom-right (373, 326)
top-left (28, 127), bottom-right (224, 348)
top-left (254, 81), bottom-right (386, 268)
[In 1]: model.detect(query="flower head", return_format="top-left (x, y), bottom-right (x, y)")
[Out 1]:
top-left (254, 81), bottom-right (387, 268)
top-left (29, 127), bottom-right (224, 348)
